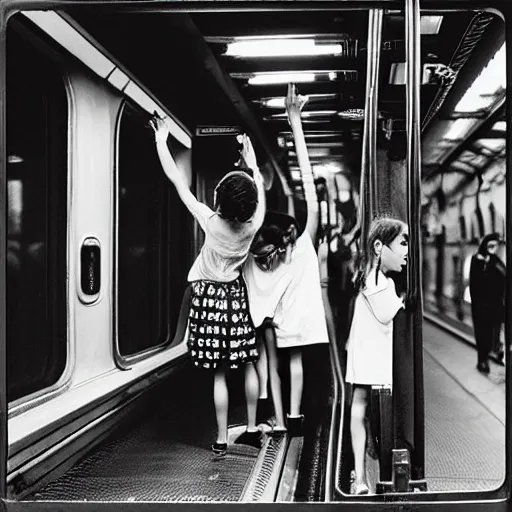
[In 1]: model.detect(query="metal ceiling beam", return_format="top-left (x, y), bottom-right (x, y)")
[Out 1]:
top-left (222, 57), bottom-right (362, 74)
top-left (204, 32), bottom-right (357, 43)
top-left (243, 81), bottom-right (361, 99)
top-left (162, 13), bottom-right (291, 195)
top-left (436, 103), bottom-right (505, 175)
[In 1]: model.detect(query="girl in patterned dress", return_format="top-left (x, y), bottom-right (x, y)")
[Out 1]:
top-left (150, 114), bottom-right (266, 458)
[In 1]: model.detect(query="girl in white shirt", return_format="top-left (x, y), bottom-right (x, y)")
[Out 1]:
top-left (150, 115), bottom-right (266, 458)
top-left (346, 216), bottom-right (408, 494)
top-left (243, 85), bottom-right (329, 436)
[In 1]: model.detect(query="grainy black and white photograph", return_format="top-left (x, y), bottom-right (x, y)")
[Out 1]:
top-left (1, 0), bottom-right (510, 510)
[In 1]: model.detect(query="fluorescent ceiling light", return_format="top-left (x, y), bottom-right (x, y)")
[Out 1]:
top-left (8, 155), bottom-right (24, 164)
top-left (225, 39), bottom-right (343, 58)
top-left (493, 121), bottom-right (506, 132)
top-left (264, 97), bottom-right (287, 108)
top-left (249, 73), bottom-right (317, 85)
top-left (290, 148), bottom-right (331, 157)
top-left (247, 72), bottom-right (337, 85)
top-left (444, 119), bottom-right (475, 141)
top-left (455, 43), bottom-right (506, 113)
top-left (420, 16), bottom-right (443, 35)
top-left (258, 93), bottom-right (337, 109)
top-left (269, 110), bottom-right (337, 119)
top-left (314, 162), bottom-right (342, 173)
top-left (476, 138), bottom-right (506, 152)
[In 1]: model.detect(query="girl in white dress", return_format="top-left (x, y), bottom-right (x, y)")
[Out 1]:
top-left (346, 217), bottom-right (408, 494)
top-left (243, 84), bottom-right (329, 436)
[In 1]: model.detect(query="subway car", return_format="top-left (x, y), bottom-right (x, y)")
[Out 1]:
top-left (0, 0), bottom-right (510, 511)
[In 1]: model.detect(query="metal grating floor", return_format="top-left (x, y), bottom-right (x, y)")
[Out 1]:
top-left (30, 364), bottom-right (263, 502)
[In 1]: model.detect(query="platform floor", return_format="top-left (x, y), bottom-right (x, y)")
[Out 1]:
top-left (423, 321), bottom-right (506, 492)
top-left (30, 367), bottom-right (262, 502)
top-left (29, 321), bottom-right (506, 501)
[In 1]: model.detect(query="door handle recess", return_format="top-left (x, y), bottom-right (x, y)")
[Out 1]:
top-left (80, 237), bottom-right (101, 302)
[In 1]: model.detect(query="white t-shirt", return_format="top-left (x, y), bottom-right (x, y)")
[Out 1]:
top-left (187, 175), bottom-right (265, 283)
top-left (243, 232), bottom-right (329, 348)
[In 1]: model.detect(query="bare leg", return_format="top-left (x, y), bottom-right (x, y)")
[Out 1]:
top-left (350, 386), bottom-right (368, 486)
top-left (255, 332), bottom-right (269, 399)
top-left (289, 348), bottom-right (303, 417)
top-left (244, 363), bottom-right (259, 431)
top-left (213, 366), bottom-right (229, 444)
top-left (264, 325), bottom-right (286, 429)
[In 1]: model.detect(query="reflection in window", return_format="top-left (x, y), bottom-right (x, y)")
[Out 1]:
top-left (7, 26), bottom-right (68, 402)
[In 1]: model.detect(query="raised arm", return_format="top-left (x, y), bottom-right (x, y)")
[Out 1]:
top-left (238, 134), bottom-right (266, 227)
top-left (285, 84), bottom-right (318, 242)
top-left (150, 114), bottom-right (212, 229)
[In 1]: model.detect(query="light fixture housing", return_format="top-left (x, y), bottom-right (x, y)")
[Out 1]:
top-left (243, 71), bottom-right (339, 85)
top-left (225, 38), bottom-right (343, 58)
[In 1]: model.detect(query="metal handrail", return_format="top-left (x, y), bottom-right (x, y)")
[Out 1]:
top-left (329, 8), bottom-right (383, 500)
top-left (405, 0), bottom-right (426, 480)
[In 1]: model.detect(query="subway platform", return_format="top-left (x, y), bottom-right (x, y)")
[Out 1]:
top-left (423, 318), bottom-right (506, 492)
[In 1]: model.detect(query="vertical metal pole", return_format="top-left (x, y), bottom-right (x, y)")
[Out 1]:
top-left (0, 4), bottom-right (8, 500)
top-left (369, 10), bottom-right (383, 217)
top-left (359, 9), bottom-right (383, 243)
top-left (405, 0), bottom-right (425, 480)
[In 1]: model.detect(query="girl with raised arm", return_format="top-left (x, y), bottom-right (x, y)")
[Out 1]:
top-left (346, 216), bottom-right (408, 494)
top-left (243, 84), bottom-right (329, 436)
top-left (150, 114), bottom-right (266, 458)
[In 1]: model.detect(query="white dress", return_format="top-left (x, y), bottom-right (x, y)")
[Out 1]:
top-left (345, 269), bottom-right (403, 386)
top-left (243, 232), bottom-right (329, 348)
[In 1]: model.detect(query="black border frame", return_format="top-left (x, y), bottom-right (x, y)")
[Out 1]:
top-left (1, 1), bottom-right (510, 510)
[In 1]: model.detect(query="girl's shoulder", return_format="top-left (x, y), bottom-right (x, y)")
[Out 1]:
top-left (362, 269), bottom-right (391, 297)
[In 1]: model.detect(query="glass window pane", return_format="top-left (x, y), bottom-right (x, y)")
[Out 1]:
top-left (117, 104), bottom-right (191, 357)
top-left (7, 26), bottom-right (68, 402)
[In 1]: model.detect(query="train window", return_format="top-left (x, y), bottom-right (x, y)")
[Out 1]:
top-left (116, 103), bottom-right (191, 358)
top-left (6, 27), bottom-right (68, 402)
top-left (420, 9), bottom-right (507, 496)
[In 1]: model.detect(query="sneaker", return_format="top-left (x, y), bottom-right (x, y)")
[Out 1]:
top-left (260, 416), bottom-right (287, 436)
top-left (256, 398), bottom-right (274, 425)
top-left (211, 442), bottom-right (227, 458)
top-left (354, 483), bottom-right (369, 495)
top-left (477, 361), bottom-right (490, 374)
top-left (234, 430), bottom-right (262, 449)
top-left (287, 414), bottom-right (304, 437)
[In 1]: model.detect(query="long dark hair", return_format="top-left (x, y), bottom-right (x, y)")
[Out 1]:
top-left (251, 211), bottom-right (299, 253)
top-left (353, 216), bottom-right (407, 291)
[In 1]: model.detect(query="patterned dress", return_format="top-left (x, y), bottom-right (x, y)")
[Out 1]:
top-left (187, 277), bottom-right (257, 369)
top-left (185, 175), bottom-right (265, 370)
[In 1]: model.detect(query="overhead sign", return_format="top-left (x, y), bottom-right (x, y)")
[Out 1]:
top-left (196, 126), bottom-right (242, 137)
